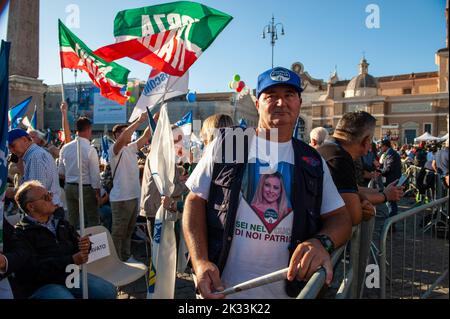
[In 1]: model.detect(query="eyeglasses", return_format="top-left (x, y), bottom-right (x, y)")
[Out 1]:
top-left (29, 192), bottom-right (53, 204)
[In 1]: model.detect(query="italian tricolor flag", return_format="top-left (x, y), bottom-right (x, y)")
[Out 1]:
top-left (59, 20), bottom-right (130, 105)
top-left (94, 1), bottom-right (233, 77)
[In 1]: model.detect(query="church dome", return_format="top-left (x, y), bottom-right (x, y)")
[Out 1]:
top-left (345, 58), bottom-right (379, 98)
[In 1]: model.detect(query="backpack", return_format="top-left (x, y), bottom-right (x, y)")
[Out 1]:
top-left (101, 152), bottom-right (124, 193)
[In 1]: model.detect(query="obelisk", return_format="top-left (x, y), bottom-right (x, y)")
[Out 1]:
top-left (7, 0), bottom-right (46, 130)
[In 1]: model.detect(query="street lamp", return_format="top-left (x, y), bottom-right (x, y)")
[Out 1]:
top-left (262, 15), bottom-right (285, 68)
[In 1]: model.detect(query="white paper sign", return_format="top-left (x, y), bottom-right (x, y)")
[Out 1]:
top-left (87, 232), bottom-right (110, 264)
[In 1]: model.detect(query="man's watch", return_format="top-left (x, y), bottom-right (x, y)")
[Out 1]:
top-left (313, 234), bottom-right (335, 255)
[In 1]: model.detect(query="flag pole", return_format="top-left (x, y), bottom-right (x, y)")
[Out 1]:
top-left (213, 267), bottom-right (289, 296)
top-left (77, 138), bottom-right (88, 299)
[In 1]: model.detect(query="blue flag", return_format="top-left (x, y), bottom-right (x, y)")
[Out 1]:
top-left (8, 96), bottom-right (32, 129)
top-left (30, 105), bottom-right (37, 129)
top-left (101, 135), bottom-right (110, 164)
top-left (175, 111), bottom-right (192, 135)
top-left (1, 40), bottom-right (11, 219)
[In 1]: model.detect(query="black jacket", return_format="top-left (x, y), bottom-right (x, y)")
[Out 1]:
top-left (3, 214), bottom-right (80, 299)
top-left (381, 148), bottom-right (402, 186)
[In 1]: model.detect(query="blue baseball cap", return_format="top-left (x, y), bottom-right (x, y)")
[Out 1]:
top-left (257, 67), bottom-right (303, 99)
top-left (8, 128), bottom-right (30, 145)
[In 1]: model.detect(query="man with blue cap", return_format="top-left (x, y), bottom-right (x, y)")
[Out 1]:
top-left (6, 129), bottom-right (64, 218)
top-left (183, 67), bottom-right (352, 299)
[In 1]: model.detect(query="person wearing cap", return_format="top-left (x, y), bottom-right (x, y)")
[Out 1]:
top-left (183, 67), bottom-right (352, 299)
top-left (6, 129), bottom-right (64, 218)
top-left (379, 139), bottom-right (402, 217)
top-left (309, 127), bottom-right (329, 149)
top-left (58, 117), bottom-right (101, 228)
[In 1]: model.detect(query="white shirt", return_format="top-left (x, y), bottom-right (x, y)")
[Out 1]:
top-left (58, 137), bottom-right (101, 189)
top-left (186, 134), bottom-right (344, 299)
top-left (109, 141), bottom-right (141, 202)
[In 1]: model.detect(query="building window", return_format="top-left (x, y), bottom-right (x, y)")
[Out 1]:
top-left (424, 123), bottom-right (432, 134)
top-left (402, 88), bottom-right (412, 95)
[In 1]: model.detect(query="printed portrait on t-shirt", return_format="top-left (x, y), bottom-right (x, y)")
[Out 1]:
top-left (241, 158), bottom-right (293, 233)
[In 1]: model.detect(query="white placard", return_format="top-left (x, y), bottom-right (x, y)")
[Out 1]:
top-left (93, 88), bottom-right (127, 124)
top-left (87, 232), bottom-right (110, 264)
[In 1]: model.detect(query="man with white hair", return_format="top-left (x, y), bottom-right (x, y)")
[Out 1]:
top-left (309, 127), bottom-right (329, 149)
top-left (27, 129), bottom-right (59, 159)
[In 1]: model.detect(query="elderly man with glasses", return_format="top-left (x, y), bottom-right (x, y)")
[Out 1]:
top-left (0, 181), bottom-right (116, 299)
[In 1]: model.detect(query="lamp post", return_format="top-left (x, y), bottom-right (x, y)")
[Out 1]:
top-left (262, 15), bottom-right (285, 68)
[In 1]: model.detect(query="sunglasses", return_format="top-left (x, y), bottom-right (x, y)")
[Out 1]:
top-left (29, 192), bottom-right (53, 203)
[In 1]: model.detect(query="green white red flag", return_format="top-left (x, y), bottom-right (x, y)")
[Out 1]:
top-left (94, 1), bottom-right (233, 76)
top-left (58, 20), bottom-right (130, 105)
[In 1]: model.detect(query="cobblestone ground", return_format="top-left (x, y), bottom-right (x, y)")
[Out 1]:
top-left (123, 196), bottom-right (448, 299)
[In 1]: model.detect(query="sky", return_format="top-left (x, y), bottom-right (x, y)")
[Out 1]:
top-left (34, 0), bottom-right (448, 93)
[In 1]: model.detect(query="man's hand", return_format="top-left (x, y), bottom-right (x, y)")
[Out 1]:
top-left (72, 236), bottom-right (91, 265)
top-left (72, 251), bottom-right (89, 265)
top-left (384, 180), bottom-right (404, 202)
top-left (194, 260), bottom-right (225, 299)
top-left (287, 238), bottom-right (333, 285)
top-left (78, 236), bottom-right (92, 253)
top-left (137, 112), bottom-right (148, 124)
top-left (161, 196), bottom-right (175, 211)
top-left (60, 101), bottom-right (68, 114)
top-left (361, 199), bottom-right (376, 221)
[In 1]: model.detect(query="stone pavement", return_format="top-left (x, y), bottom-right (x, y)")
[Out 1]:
top-left (123, 196), bottom-right (448, 299)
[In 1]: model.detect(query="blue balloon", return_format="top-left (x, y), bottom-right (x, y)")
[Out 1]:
top-left (186, 92), bottom-right (197, 103)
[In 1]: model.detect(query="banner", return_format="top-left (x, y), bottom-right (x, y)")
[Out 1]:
top-left (59, 20), bottom-right (130, 104)
top-left (93, 88), bottom-right (127, 124)
top-left (147, 104), bottom-right (176, 299)
top-left (94, 1), bottom-right (232, 76)
top-left (130, 69), bottom-right (188, 123)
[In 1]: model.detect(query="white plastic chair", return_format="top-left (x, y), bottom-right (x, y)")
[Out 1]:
top-left (84, 225), bottom-right (148, 288)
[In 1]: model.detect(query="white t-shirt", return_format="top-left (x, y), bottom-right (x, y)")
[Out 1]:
top-left (109, 141), bottom-right (141, 202)
top-left (186, 135), bottom-right (344, 299)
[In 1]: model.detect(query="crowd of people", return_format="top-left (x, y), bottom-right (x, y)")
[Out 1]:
top-left (0, 66), bottom-right (448, 300)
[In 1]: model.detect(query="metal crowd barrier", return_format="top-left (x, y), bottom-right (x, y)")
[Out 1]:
top-left (379, 197), bottom-right (449, 299)
top-left (297, 220), bottom-right (376, 299)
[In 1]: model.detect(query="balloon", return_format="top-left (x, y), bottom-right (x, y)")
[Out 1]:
top-left (231, 81), bottom-right (239, 90)
top-left (238, 81), bottom-right (246, 89)
top-left (129, 96), bottom-right (136, 103)
top-left (186, 92), bottom-right (197, 103)
top-left (125, 91), bottom-right (132, 97)
top-left (228, 81), bottom-right (234, 90)
top-left (236, 86), bottom-right (243, 93)
top-left (233, 74), bottom-right (241, 82)
top-left (128, 86), bottom-right (134, 92)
